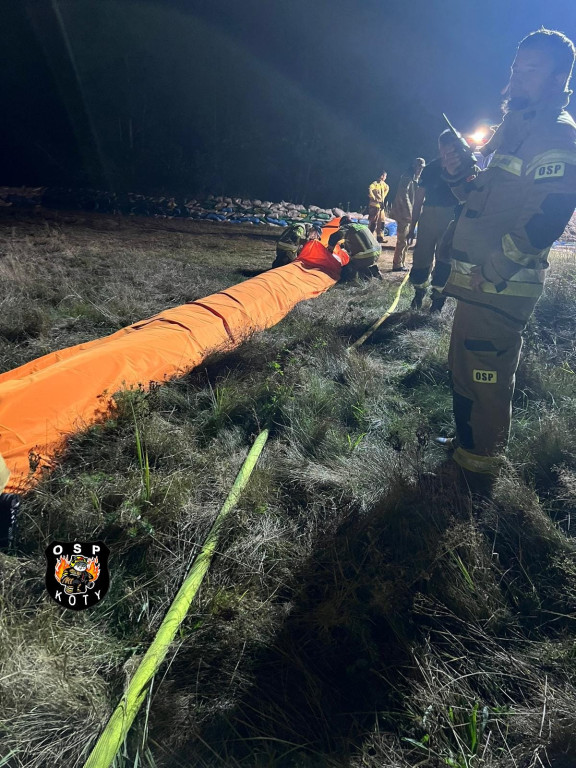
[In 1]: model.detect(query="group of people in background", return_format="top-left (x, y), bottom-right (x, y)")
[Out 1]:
top-left (368, 130), bottom-right (462, 315)
top-left (271, 28), bottom-right (576, 499)
top-left (272, 129), bottom-right (462, 300)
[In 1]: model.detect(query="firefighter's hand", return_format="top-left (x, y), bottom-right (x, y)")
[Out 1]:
top-left (441, 146), bottom-right (463, 177)
top-left (407, 227), bottom-right (416, 245)
top-left (442, 146), bottom-right (476, 182)
top-left (469, 266), bottom-right (485, 291)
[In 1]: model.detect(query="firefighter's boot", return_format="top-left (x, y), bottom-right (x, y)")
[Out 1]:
top-left (461, 468), bottom-right (495, 500)
top-left (411, 287), bottom-right (426, 310)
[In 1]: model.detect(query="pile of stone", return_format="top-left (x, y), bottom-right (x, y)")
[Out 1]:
top-left (2, 186), bottom-right (573, 243)
top-left (0, 187), bottom-right (370, 227)
top-left (185, 196), bottom-right (364, 227)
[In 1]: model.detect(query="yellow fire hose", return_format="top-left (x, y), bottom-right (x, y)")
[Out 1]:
top-left (83, 268), bottom-right (411, 768)
top-left (83, 428), bottom-right (269, 768)
top-left (349, 271), bottom-right (410, 350)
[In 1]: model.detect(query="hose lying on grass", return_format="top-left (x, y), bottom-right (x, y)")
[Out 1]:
top-left (82, 428), bottom-right (270, 768)
top-left (349, 271), bottom-right (410, 349)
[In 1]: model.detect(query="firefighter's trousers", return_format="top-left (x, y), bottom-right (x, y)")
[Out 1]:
top-left (368, 205), bottom-right (384, 239)
top-left (448, 301), bottom-right (524, 474)
top-left (409, 206), bottom-right (454, 288)
top-left (392, 219), bottom-right (411, 268)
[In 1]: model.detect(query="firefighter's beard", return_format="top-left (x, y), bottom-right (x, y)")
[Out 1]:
top-left (500, 81), bottom-right (531, 113)
top-left (505, 95), bottom-right (531, 111)
top-left (501, 87), bottom-right (530, 113)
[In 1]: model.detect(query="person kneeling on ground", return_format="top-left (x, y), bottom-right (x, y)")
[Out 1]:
top-left (272, 222), bottom-right (322, 268)
top-left (328, 216), bottom-right (383, 281)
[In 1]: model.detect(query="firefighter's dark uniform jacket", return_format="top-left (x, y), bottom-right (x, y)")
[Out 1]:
top-left (328, 223), bottom-right (380, 262)
top-left (442, 92), bottom-right (576, 475)
top-left (444, 93), bottom-right (576, 324)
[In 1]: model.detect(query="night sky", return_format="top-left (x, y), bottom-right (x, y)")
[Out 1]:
top-left (1, 0), bottom-right (575, 208)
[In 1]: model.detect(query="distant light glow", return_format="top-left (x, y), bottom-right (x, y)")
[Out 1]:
top-left (469, 127), bottom-right (489, 145)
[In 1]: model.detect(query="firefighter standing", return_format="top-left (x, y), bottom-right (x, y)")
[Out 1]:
top-left (436, 29), bottom-right (576, 491)
top-left (390, 158), bottom-right (426, 271)
top-left (409, 131), bottom-right (460, 309)
top-left (328, 216), bottom-right (383, 281)
top-left (368, 171), bottom-right (389, 242)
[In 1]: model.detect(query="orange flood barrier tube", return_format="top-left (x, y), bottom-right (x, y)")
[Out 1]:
top-left (320, 216), bottom-right (342, 245)
top-left (0, 242), bottom-right (343, 493)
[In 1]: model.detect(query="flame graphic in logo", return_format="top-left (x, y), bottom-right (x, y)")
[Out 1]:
top-left (54, 555), bottom-right (71, 582)
top-left (86, 558), bottom-right (100, 581)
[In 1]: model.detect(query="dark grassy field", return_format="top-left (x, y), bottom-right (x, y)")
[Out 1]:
top-left (1, 208), bottom-right (576, 768)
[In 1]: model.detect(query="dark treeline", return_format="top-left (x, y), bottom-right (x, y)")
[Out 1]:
top-left (5, 0), bottom-right (568, 207)
top-left (1, 1), bottom-right (440, 208)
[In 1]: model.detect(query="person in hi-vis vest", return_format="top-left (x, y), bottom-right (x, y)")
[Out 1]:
top-left (368, 171), bottom-right (389, 242)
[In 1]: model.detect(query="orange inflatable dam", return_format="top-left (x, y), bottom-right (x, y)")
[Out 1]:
top-left (0, 243), bottom-right (341, 493)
